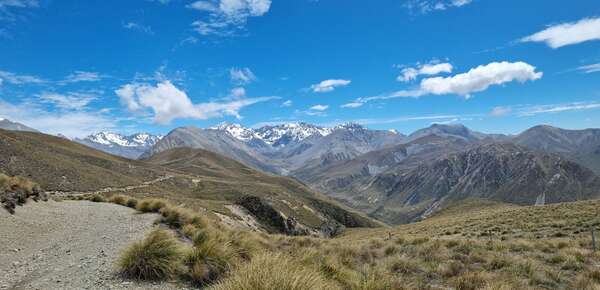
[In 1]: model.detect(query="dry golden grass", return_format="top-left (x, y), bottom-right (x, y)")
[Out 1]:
top-left (209, 252), bottom-right (340, 290)
top-left (0, 174), bottom-right (45, 213)
top-left (117, 229), bottom-right (183, 280)
top-left (70, 194), bottom-right (600, 289)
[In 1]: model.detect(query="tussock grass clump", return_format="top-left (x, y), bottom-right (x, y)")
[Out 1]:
top-left (0, 174), bottom-right (44, 213)
top-left (90, 194), bottom-right (106, 203)
top-left (209, 252), bottom-right (339, 290)
top-left (118, 229), bottom-right (183, 280)
top-left (184, 239), bottom-right (238, 286)
top-left (126, 198), bottom-right (138, 208)
top-left (136, 198), bottom-right (167, 213)
top-left (109, 194), bottom-right (128, 206)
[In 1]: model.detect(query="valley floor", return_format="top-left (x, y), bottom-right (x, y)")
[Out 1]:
top-left (0, 200), bottom-right (183, 290)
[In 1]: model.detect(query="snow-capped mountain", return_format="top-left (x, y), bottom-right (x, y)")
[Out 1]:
top-left (85, 132), bottom-right (163, 147)
top-left (76, 132), bottom-right (163, 159)
top-left (211, 122), bottom-right (334, 147)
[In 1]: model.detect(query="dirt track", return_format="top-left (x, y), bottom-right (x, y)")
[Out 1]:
top-left (0, 200), bottom-right (185, 290)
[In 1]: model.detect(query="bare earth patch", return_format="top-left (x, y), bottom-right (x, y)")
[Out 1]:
top-left (0, 200), bottom-right (185, 290)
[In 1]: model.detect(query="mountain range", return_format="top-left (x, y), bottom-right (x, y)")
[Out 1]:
top-left (2, 116), bottom-right (600, 225)
top-left (138, 122), bottom-right (600, 224)
top-left (75, 132), bottom-right (163, 159)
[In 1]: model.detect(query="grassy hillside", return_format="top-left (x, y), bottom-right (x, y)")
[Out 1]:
top-left (0, 130), bottom-right (378, 234)
top-left (144, 147), bottom-right (380, 231)
top-left (107, 194), bottom-right (600, 289)
top-left (0, 129), bottom-right (164, 191)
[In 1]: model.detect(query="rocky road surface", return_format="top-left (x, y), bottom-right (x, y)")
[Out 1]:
top-left (0, 200), bottom-right (185, 290)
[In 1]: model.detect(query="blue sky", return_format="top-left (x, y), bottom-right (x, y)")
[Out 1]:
top-left (0, 0), bottom-right (599, 137)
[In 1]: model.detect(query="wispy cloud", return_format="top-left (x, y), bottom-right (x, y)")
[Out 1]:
top-left (0, 98), bottom-right (116, 138)
top-left (0, 70), bottom-right (45, 85)
top-left (62, 71), bottom-right (106, 84)
top-left (489, 106), bottom-right (512, 117)
top-left (342, 61), bottom-right (542, 107)
top-left (521, 17), bottom-right (600, 49)
top-left (310, 79), bottom-right (351, 93)
top-left (334, 114), bottom-right (467, 126)
top-left (115, 80), bottom-right (277, 124)
top-left (576, 63), bottom-right (600, 74)
top-left (519, 102), bottom-right (600, 116)
top-left (406, 0), bottom-right (473, 14)
top-left (187, 0), bottom-right (272, 36)
top-left (0, 0), bottom-right (38, 22)
top-left (281, 100), bottom-right (293, 107)
top-left (123, 22), bottom-right (154, 35)
top-left (230, 67), bottom-right (256, 85)
top-left (38, 92), bottom-right (97, 111)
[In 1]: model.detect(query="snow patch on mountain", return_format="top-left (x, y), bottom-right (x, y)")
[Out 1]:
top-left (212, 122), bottom-right (339, 147)
top-left (84, 132), bottom-right (163, 147)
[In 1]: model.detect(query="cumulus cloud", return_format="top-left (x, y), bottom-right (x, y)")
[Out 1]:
top-left (343, 61), bottom-right (542, 107)
top-left (521, 17), bottom-right (600, 49)
top-left (188, 0), bottom-right (272, 36)
top-left (311, 79), bottom-right (351, 93)
top-left (230, 67), bottom-right (256, 85)
top-left (489, 106), bottom-right (512, 117)
top-left (398, 62), bottom-right (453, 82)
top-left (420, 61), bottom-right (542, 97)
top-left (115, 80), bottom-right (276, 124)
top-left (576, 63), bottom-right (600, 74)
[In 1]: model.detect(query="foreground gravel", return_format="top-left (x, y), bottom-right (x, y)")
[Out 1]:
top-left (0, 200), bottom-right (186, 290)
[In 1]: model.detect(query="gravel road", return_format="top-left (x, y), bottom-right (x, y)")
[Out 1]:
top-left (0, 200), bottom-right (185, 290)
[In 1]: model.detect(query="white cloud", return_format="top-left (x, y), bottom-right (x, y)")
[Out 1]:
top-left (520, 102), bottom-right (600, 116)
top-left (115, 80), bottom-right (276, 124)
top-left (576, 63), bottom-right (600, 73)
top-left (489, 106), bottom-right (512, 117)
top-left (420, 61), bottom-right (542, 97)
top-left (521, 17), bottom-right (600, 49)
top-left (341, 114), bottom-right (464, 126)
top-left (0, 98), bottom-right (116, 138)
top-left (281, 100), bottom-right (292, 107)
top-left (398, 62), bottom-right (453, 82)
top-left (39, 92), bottom-right (97, 111)
top-left (340, 102), bottom-right (363, 108)
top-left (62, 71), bottom-right (105, 83)
top-left (230, 67), bottom-right (256, 85)
top-left (406, 0), bottom-right (472, 13)
top-left (123, 22), bottom-right (154, 34)
top-left (188, 0), bottom-right (272, 36)
top-left (310, 104), bottom-right (328, 111)
top-left (344, 61), bottom-right (542, 107)
top-left (311, 79), bottom-right (351, 93)
top-left (0, 70), bottom-right (45, 85)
